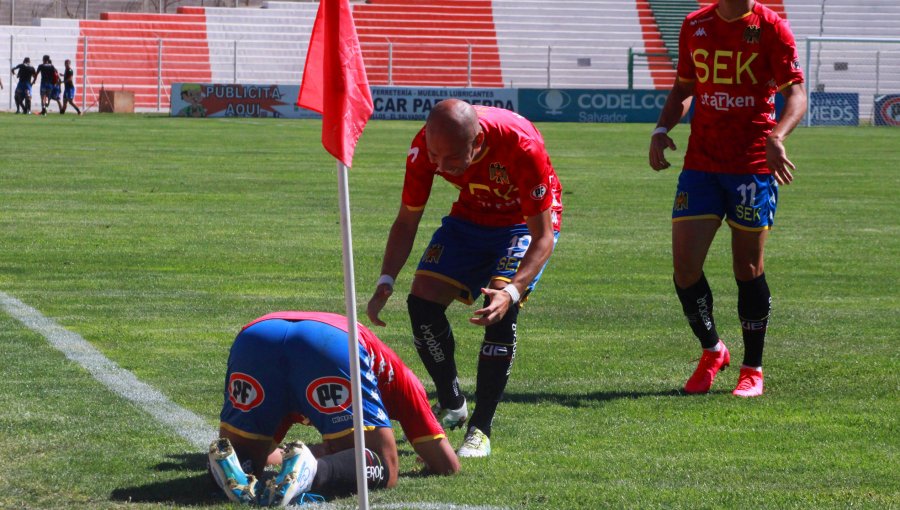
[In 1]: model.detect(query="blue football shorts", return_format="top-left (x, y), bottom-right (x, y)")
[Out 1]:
top-left (672, 169), bottom-right (778, 231)
top-left (219, 318), bottom-right (391, 441)
top-left (40, 82), bottom-right (53, 96)
top-left (415, 216), bottom-right (559, 305)
top-left (64, 86), bottom-right (75, 101)
top-left (15, 82), bottom-right (31, 98)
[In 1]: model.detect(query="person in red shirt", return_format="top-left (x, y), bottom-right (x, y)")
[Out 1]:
top-left (648, 0), bottom-right (807, 397)
top-left (367, 99), bottom-right (562, 457)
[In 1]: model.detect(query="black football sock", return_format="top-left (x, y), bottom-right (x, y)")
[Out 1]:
top-left (312, 447), bottom-right (389, 496)
top-left (407, 294), bottom-right (464, 410)
top-left (674, 273), bottom-right (720, 349)
top-left (469, 297), bottom-right (519, 437)
top-left (737, 273), bottom-right (771, 368)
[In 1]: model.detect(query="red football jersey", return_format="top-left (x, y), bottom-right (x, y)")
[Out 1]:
top-left (677, 2), bottom-right (804, 174)
top-left (402, 105), bottom-right (563, 230)
top-left (248, 312), bottom-right (445, 445)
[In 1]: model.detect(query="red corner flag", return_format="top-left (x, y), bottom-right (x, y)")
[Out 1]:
top-left (297, 0), bottom-right (373, 168)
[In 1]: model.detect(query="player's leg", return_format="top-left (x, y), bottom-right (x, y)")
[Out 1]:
top-left (673, 218), bottom-right (722, 346)
top-left (725, 174), bottom-right (777, 397)
top-left (672, 170), bottom-right (731, 393)
top-left (408, 217), bottom-right (487, 428)
top-left (461, 227), bottom-right (558, 457)
top-left (408, 276), bottom-right (466, 424)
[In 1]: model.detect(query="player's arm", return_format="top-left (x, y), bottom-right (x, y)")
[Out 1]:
top-left (766, 82), bottom-right (807, 185)
top-left (367, 205), bottom-right (424, 326)
top-left (471, 208), bottom-right (555, 326)
top-left (649, 79), bottom-right (694, 171)
top-left (411, 437), bottom-right (460, 475)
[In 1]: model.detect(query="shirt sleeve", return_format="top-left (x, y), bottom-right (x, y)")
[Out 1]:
top-left (676, 17), bottom-right (695, 82)
top-left (387, 365), bottom-right (446, 443)
top-left (515, 139), bottom-right (555, 219)
top-left (769, 19), bottom-right (804, 90)
top-left (400, 128), bottom-right (436, 212)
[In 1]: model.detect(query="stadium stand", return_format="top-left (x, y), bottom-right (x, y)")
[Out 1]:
top-left (491, 0), bottom-right (654, 89)
top-left (0, 0), bottom-right (898, 117)
top-left (354, 0), bottom-right (502, 87)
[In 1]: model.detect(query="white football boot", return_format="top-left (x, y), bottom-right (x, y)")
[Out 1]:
top-left (260, 440), bottom-right (318, 507)
top-left (431, 398), bottom-right (468, 430)
top-left (457, 427), bottom-right (491, 458)
top-left (207, 438), bottom-right (258, 504)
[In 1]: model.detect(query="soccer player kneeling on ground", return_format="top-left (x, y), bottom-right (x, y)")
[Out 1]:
top-left (207, 311), bottom-right (459, 506)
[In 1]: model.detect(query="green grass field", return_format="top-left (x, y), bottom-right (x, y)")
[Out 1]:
top-left (0, 113), bottom-right (897, 509)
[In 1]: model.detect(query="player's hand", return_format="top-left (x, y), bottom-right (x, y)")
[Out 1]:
top-left (469, 287), bottom-right (512, 326)
top-left (366, 283), bottom-right (393, 327)
top-left (766, 134), bottom-right (795, 185)
top-left (649, 133), bottom-right (677, 171)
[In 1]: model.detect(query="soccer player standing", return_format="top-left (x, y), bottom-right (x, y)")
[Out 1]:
top-left (61, 60), bottom-right (82, 115)
top-left (367, 99), bottom-right (562, 456)
top-left (35, 55), bottom-right (62, 115)
top-left (11, 57), bottom-right (36, 114)
top-left (649, 0), bottom-right (807, 397)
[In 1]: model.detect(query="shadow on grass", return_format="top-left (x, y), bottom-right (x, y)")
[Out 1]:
top-left (110, 453), bottom-right (221, 506)
top-left (501, 388), bottom-right (685, 407)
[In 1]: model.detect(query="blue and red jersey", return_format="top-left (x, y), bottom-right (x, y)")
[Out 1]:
top-left (220, 311), bottom-right (444, 445)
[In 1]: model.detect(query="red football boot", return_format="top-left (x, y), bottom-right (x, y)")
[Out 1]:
top-left (683, 341), bottom-right (730, 394)
top-left (732, 367), bottom-right (764, 397)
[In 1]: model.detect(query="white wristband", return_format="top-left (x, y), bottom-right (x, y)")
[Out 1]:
top-left (502, 285), bottom-right (520, 304)
top-left (377, 274), bottom-right (394, 288)
top-left (652, 126), bottom-right (668, 136)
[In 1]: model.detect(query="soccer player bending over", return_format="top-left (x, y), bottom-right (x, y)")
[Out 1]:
top-left (648, 0), bottom-right (807, 397)
top-left (208, 311), bottom-right (459, 506)
top-left (367, 99), bottom-right (563, 457)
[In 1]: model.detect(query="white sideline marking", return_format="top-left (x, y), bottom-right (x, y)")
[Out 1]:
top-left (1, 292), bottom-right (509, 510)
top-left (0, 291), bottom-right (215, 450)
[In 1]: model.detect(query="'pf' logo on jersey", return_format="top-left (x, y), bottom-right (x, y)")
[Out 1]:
top-left (530, 184), bottom-right (548, 200)
top-left (306, 376), bottom-right (353, 414)
top-left (229, 372), bottom-right (265, 412)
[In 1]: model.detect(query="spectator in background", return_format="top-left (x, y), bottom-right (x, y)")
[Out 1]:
top-left (34, 55), bottom-right (62, 115)
top-left (648, 0), bottom-right (807, 397)
top-left (11, 57), bottom-right (36, 114)
top-left (61, 60), bottom-right (82, 115)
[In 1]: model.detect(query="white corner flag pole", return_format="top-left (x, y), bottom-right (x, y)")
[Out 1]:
top-left (336, 160), bottom-right (371, 510)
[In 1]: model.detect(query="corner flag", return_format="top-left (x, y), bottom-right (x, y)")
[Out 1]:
top-left (297, 0), bottom-right (373, 167)
top-left (297, 1), bottom-right (374, 508)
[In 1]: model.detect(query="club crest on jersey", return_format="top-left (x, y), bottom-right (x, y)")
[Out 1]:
top-left (674, 191), bottom-right (689, 212)
top-left (228, 372), bottom-right (265, 412)
top-left (422, 243), bottom-right (444, 264)
top-left (306, 376), bottom-right (353, 414)
top-left (489, 163), bottom-right (509, 185)
top-left (530, 184), bottom-right (548, 200)
top-left (743, 25), bottom-right (761, 44)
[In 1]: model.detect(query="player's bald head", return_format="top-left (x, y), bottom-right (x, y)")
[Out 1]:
top-left (423, 99), bottom-right (485, 176)
top-left (426, 99), bottom-right (479, 145)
